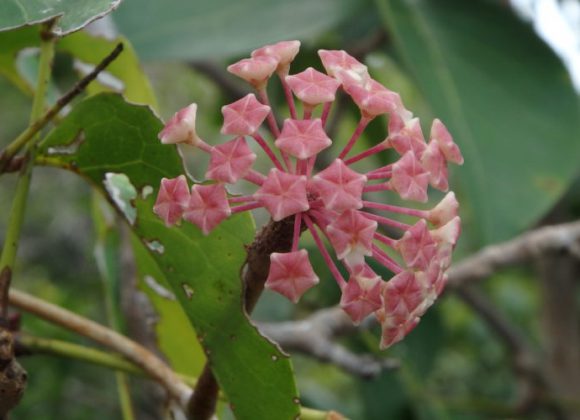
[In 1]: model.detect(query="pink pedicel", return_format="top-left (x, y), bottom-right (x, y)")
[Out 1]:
top-left (155, 42), bottom-right (464, 349)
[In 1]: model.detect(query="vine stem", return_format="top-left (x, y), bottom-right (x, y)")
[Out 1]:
top-left (16, 335), bottom-right (199, 388)
top-left (9, 288), bottom-right (192, 405)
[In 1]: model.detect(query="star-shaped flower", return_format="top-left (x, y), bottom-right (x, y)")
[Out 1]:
top-left (158, 104), bottom-right (199, 145)
top-left (388, 113), bottom-right (427, 158)
top-left (396, 219), bottom-right (437, 270)
top-left (153, 175), bottom-right (190, 226)
top-left (389, 152), bottom-right (430, 202)
top-left (340, 265), bottom-right (383, 324)
top-left (221, 94), bottom-right (271, 136)
top-left (252, 40), bottom-right (301, 75)
top-left (311, 159), bottom-right (367, 212)
top-left (430, 119), bottom-right (464, 165)
top-left (254, 169), bottom-right (309, 221)
top-left (326, 210), bottom-right (377, 266)
top-left (183, 184), bottom-right (231, 235)
top-left (227, 56), bottom-right (278, 88)
top-left (285, 67), bottom-right (340, 106)
top-left (275, 119), bottom-right (332, 160)
top-left (206, 137), bottom-right (256, 183)
top-left (265, 250), bottom-right (319, 303)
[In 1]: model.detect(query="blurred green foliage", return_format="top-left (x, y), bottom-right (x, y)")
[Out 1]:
top-left (1, 0), bottom-right (579, 419)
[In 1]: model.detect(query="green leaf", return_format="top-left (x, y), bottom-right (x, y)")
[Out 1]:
top-left (0, 25), bottom-right (38, 94)
top-left (130, 233), bottom-right (205, 377)
top-left (0, 0), bottom-right (120, 35)
top-left (113, 0), bottom-right (363, 60)
top-left (39, 93), bottom-right (300, 419)
top-left (376, 0), bottom-right (580, 246)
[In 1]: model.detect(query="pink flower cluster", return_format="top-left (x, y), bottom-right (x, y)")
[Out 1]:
top-left (154, 41), bottom-right (463, 349)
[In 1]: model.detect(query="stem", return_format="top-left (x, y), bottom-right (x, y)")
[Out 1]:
top-left (257, 88), bottom-right (280, 137)
top-left (371, 245), bottom-right (403, 274)
top-left (0, 43), bottom-right (124, 173)
top-left (344, 141), bottom-right (389, 165)
top-left (338, 116), bottom-right (371, 160)
top-left (280, 77), bottom-right (297, 119)
top-left (0, 22), bottom-right (56, 308)
top-left (231, 201), bottom-right (262, 214)
top-left (252, 133), bottom-right (284, 171)
top-left (321, 102), bottom-right (332, 127)
top-left (361, 211), bottom-right (411, 231)
top-left (8, 288), bottom-right (192, 406)
top-left (303, 214), bottom-right (346, 290)
top-left (17, 335), bottom-right (199, 388)
top-left (362, 201), bottom-right (427, 218)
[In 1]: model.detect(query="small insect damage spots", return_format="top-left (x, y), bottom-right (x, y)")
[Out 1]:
top-left (182, 283), bottom-right (194, 300)
top-left (292, 397), bottom-right (301, 405)
top-left (143, 275), bottom-right (175, 300)
top-left (47, 130), bottom-right (85, 156)
top-left (141, 185), bottom-right (154, 199)
top-left (144, 239), bottom-right (164, 254)
top-left (271, 355), bottom-right (278, 362)
top-left (103, 172), bottom-right (137, 225)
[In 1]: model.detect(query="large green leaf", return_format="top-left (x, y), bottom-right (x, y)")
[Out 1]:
top-left (376, 0), bottom-right (580, 246)
top-left (38, 93), bottom-right (300, 419)
top-left (113, 0), bottom-right (362, 60)
top-left (0, 0), bottom-right (120, 35)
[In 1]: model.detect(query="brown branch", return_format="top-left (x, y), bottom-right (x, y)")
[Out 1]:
top-left (447, 220), bottom-right (580, 289)
top-left (258, 306), bottom-right (399, 379)
top-left (8, 288), bottom-right (192, 406)
top-left (188, 217), bottom-right (298, 419)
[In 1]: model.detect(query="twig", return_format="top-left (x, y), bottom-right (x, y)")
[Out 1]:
top-left (258, 306), bottom-right (399, 379)
top-left (0, 43), bottom-right (124, 173)
top-left (447, 220), bottom-right (580, 289)
top-left (8, 288), bottom-right (192, 406)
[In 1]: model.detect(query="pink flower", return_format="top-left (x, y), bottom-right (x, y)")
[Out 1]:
top-left (153, 175), bottom-right (190, 226)
top-left (206, 137), bottom-right (256, 183)
top-left (221, 94), bottom-right (271, 136)
top-left (275, 119), bottom-right (331, 160)
top-left (155, 43), bottom-right (464, 349)
top-left (265, 250), bottom-right (319, 303)
top-left (254, 169), bottom-right (309, 221)
top-left (158, 104), bottom-right (199, 145)
top-left (340, 265), bottom-right (383, 324)
top-left (285, 68), bottom-right (340, 106)
top-left (183, 184), bottom-right (231, 235)
top-left (311, 159), bottom-right (367, 212)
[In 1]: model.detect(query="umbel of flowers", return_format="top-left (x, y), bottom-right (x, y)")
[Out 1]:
top-left (153, 41), bottom-right (463, 349)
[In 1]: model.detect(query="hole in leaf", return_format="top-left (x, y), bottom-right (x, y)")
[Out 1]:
top-left (182, 283), bottom-right (194, 300)
top-left (103, 173), bottom-right (137, 225)
top-left (141, 185), bottom-right (154, 199)
top-left (143, 275), bottom-right (175, 300)
top-left (47, 130), bottom-right (85, 155)
top-left (144, 239), bottom-right (164, 254)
